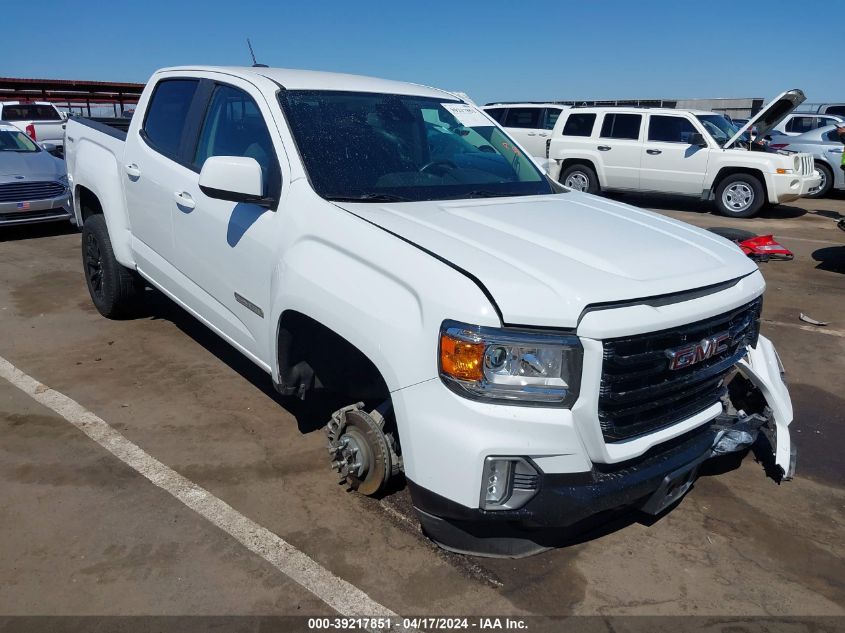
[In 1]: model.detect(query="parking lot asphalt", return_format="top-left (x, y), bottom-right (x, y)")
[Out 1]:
top-left (0, 195), bottom-right (843, 622)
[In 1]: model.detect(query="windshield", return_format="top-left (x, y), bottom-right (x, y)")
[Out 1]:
top-left (696, 114), bottom-right (749, 146)
top-left (0, 129), bottom-right (39, 152)
top-left (279, 91), bottom-right (553, 202)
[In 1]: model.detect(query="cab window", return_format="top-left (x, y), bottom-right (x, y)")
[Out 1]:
top-left (561, 113), bottom-right (596, 137)
top-left (542, 108), bottom-right (562, 130)
top-left (193, 84), bottom-right (275, 192)
top-left (142, 79), bottom-right (200, 160)
top-left (503, 108), bottom-right (541, 129)
top-left (648, 115), bottom-right (698, 143)
top-left (600, 113), bottom-right (641, 140)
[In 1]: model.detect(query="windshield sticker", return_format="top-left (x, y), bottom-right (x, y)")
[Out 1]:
top-left (441, 103), bottom-right (493, 128)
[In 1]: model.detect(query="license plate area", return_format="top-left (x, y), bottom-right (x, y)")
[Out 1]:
top-left (640, 457), bottom-right (705, 515)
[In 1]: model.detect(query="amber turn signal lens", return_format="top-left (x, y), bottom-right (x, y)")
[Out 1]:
top-left (440, 334), bottom-right (484, 382)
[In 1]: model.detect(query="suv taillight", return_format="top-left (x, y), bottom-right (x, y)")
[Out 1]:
top-left (25, 124), bottom-right (36, 140)
top-left (545, 138), bottom-right (551, 158)
top-left (769, 143), bottom-right (789, 150)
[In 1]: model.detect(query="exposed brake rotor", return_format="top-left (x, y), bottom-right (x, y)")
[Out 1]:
top-left (326, 402), bottom-right (401, 496)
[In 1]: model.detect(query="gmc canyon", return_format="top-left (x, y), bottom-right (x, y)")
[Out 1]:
top-left (65, 66), bottom-right (795, 556)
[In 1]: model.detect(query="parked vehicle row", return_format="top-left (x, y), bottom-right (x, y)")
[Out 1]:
top-left (0, 122), bottom-right (71, 226)
top-left (0, 101), bottom-right (67, 155)
top-left (484, 90), bottom-right (821, 217)
top-left (64, 65), bottom-right (796, 556)
top-left (769, 124), bottom-right (845, 198)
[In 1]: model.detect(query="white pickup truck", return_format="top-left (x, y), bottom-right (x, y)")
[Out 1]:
top-left (544, 90), bottom-right (820, 217)
top-left (65, 66), bottom-right (795, 557)
top-left (0, 101), bottom-right (67, 155)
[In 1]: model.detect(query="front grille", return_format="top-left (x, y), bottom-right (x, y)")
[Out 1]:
top-left (0, 181), bottom-right (66, 203)
top-left (598, 297), bottom-right (762, 442)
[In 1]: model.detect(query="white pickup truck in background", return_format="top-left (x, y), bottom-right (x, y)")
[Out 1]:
top-left (0, 101), bottom-right (67, 155)
top-left (65, 65), bottom-right (795, 557)
top-left (542, 90), bottom-right (821, 217)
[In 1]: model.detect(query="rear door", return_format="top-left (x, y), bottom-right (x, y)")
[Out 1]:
top-left (123, 78), bottom-right (203, 272)
top-left (640, 114), bottom-right (710, 194)
top-left (501, 107), bottom-right (546, 157)
top-left (596, 112), bottom-right (643, 190)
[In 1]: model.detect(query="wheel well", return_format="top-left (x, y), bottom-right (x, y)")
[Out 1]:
top-left (813, 159), bottom-right (833, 174)
top-left (76, 186), bottom-right (103, 224)
top-left (276, 310), bottom-right (389, 403)
top-left (711, 167), bottom-right (768, 202)
top-left (560, 158), bottom-right (597, 178)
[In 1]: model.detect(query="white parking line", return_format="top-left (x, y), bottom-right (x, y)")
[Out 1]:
top-left (0, 354), bottom-right (399, 621)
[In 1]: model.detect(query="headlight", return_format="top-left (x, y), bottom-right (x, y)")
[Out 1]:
top-left (439, 320), bottom-right (582, 407)
top-left (793, 156), bottom-right (800, 172)
top-left (58, 175), bottom-right (69, 187)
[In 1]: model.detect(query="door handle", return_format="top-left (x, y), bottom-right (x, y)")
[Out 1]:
top-left (646, 149), bottom-right (662, 155)
top-left (538, 132), bottom-right (549, 137)
top-left (598, 145), bottom-right (612, 151)
top-left (174, 191), bottom-right (195, 209)
top-left (527, 132), bottom-right (537, 136)
top-left (125, 163), bottom-right (141, 178)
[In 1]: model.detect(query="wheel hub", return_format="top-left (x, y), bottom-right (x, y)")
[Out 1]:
top-left (723, 183), bottom-right (754, 211)
top-left (565, 172), bottom-right (589, 191)
top-left (326, 403), bottom-right (400, 496)
top-left (85, 233), bottom-right (104, 298)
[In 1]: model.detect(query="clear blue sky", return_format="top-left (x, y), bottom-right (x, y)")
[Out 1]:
top-left (1, 0), bottom-right (836, 105)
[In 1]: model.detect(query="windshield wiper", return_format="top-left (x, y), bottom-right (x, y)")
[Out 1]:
top-left (462, 190), bottom-right (523, 199)
top-left (325, 193), bottom-right (412, 203)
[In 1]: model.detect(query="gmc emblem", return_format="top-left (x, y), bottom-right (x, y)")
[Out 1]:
top-left (666, 332), bottom-right (731, 371)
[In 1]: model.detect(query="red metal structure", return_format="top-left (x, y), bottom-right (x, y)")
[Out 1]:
top-left (0, 77), bottom-right (145, 117)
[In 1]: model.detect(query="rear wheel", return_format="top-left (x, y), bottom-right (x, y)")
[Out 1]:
top-left (807, 162), bottom-right (833, 199)
top-left (714, 174), bottom-right (765, 218)
top-left (81, 214), bottom-right (144, 318)
top-left (560, 163), bottom-right (599, 194)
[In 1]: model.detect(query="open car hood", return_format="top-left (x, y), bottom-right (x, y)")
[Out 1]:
top-left (724, 89), bottom-right (806, 148)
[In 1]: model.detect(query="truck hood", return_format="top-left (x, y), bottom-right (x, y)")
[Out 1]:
top-left (0, 150), bottom-right (64, 181)
top-left (335, 192), bottom-right (758, 327)
top-left (725, 89), bottom-right (806, 148)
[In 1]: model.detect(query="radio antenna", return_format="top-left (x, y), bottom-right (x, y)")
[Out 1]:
top-left (247, 38), bottom-right (268, 68)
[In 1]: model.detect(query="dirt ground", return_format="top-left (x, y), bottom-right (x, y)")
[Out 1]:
top-left (0, 192), bottom-right (843, 628)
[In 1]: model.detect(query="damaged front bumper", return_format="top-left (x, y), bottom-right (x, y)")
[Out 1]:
top-left (411, 335), bottom-right (795, 557)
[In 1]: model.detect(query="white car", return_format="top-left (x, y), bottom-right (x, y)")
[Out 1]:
top-left (482, 103), bottom-right (570, 158)
top-left (544, 90), bottom-right (820, 217)
top-left (0, 101), bottom-right (67, 155)
top-left (771, 112), bottom-right (844, 136)
top-left (65, 66), bottom-right (795, 557)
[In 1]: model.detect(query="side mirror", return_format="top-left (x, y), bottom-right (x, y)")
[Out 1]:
top-left (198, 156), bottom-right (270, 206)
top-left (688, 133), bottom-right (707, 147)
top-left (40, 142), bottom-right (57, 152)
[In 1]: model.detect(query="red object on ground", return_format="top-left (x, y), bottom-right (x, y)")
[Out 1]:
top-left (738, 235), bottom-right (794, 260)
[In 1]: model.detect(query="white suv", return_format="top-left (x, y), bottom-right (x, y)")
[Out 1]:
top-left (483, 103), bottom-right (569, 158)
top-left (544, 90), bottom-right (820, 217)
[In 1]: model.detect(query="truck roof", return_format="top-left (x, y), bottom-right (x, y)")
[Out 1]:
top-left (158, 65), bottom-right (456, 100)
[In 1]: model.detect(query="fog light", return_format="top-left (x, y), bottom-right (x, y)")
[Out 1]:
top-left (480, 457), bottom-right (540, 511)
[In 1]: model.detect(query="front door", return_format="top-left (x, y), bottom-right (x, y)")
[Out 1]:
top-left (640, 114), bottom-right (710, 195)
top-left (173, 79), bottom-right (284, 364)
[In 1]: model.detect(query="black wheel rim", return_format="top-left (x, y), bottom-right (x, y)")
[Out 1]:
top-left (85, 232), bottom-right (104, 299)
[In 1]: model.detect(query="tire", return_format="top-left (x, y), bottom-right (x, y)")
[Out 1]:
top-left (81, 214), bottom-right (143, 318)
top-left (806, 162), bottom-right (833, 199)
top-left (560, 163), bottom-right (599, 194)
top-left (714, 174), bottom-right (765, 218)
